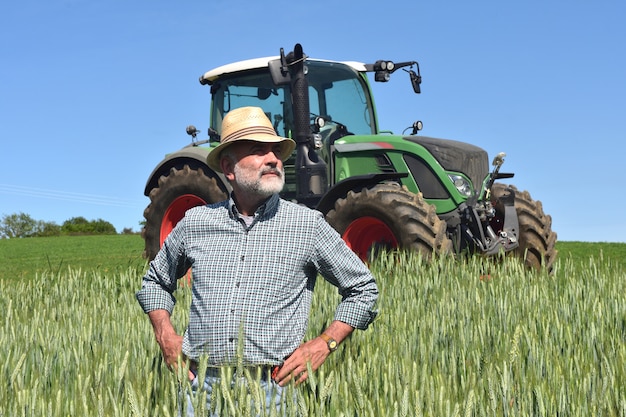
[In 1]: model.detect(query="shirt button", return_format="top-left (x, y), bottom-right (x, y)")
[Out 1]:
top-left (229, 338), bottom-right (234, 343)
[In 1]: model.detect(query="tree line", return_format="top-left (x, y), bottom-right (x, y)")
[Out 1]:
top-left (0, 212), bottom-right (136, 238)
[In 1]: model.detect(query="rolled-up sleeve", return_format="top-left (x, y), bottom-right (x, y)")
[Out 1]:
top-left (136, 221), bottom-right (190, 315)
top-left (313, 215), bottom-right (379, 330)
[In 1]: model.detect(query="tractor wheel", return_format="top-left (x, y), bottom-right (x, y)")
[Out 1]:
top-left (491, 183), bottom-right (558, 271)
top-left (325, 183), bottom-right (452, 261)
top-left (142, 165), bottom-right (227, 260)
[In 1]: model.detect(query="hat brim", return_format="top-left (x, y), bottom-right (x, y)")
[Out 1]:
top-left (206, 135), bottom-right (296, 173)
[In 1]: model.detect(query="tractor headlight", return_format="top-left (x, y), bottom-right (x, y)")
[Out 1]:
top-left (448, 174), bottom-right (473, 197)
top-left (373, 60), bottom-right (394, 82)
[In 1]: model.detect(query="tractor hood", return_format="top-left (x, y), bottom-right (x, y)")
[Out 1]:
top-left (404, 135), bottom-right (489, 191)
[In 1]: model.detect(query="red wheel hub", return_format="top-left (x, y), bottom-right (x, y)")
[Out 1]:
top-left (342, 217), bottom-right (398, 261)
top-left (160, 194), bottom-right (207, 246)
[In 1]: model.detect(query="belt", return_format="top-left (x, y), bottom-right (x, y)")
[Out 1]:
top-left (190, 362), bottom-right (281, 382)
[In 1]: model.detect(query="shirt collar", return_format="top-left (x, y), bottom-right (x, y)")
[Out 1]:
top-left (228, 193), bottom-right (280, 221)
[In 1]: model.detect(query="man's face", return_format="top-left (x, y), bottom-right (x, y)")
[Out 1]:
top-left (222, 141), bottom-right (285, 198)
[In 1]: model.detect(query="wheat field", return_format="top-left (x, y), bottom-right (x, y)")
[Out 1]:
top-left (2, 249), bottom-right (626, 416)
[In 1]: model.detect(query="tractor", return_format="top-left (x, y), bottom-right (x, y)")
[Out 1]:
top-left (142, 43), bottom-right (557, 270)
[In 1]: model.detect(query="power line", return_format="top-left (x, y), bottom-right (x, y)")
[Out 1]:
top-left (0, 184), bottom-right (146, 208)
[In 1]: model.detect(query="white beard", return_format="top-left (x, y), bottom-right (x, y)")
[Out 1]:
top-left (233, 163), bottom-right (285, 199)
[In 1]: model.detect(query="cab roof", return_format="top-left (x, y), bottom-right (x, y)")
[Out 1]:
top-left (199, 57), bottom-right (367, 85)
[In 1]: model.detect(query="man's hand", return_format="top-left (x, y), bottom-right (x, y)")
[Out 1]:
top-left (148, 309), bottom-right (194, 380)
top-left (157, 331), bottom-right (184, 368)
top-left (273, 336), bottom-right (330, 386)
top-left (273, 320), bottom-right (354, 386)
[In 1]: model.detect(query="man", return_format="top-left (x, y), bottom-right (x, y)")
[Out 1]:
top-left (136, 106), bottom-right (378, 414)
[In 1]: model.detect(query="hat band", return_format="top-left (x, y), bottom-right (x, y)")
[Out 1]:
top-left (222, 125), bottom-right (278, 143)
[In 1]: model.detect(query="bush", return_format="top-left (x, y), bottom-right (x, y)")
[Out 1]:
top-left (1, 213), bottom-right (119, 237)
top-left (61, 217), bottom-right (117, 235)
top-left (36, 221), bottom-right (61, 237)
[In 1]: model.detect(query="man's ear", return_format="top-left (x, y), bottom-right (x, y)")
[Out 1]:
top-left (221, 155), bottom-right (235, 181)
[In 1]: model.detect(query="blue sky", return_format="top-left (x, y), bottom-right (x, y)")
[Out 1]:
top-left (1, 0), bottom-right (625, 242)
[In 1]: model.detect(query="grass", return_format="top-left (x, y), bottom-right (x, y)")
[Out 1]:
top-left (1, 236), bottom-right (625, 415)
top-left (557, 240), bottom-right (626, 270)
top-left (0, 234), bottom-right (145, 281)
top-left (2, 235), bottom-right (624, 280)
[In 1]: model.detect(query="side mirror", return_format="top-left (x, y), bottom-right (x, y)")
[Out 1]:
top-left (269, 47), bottom-right (292, 85)
top-left (269, 59), bottom-right (291, 85)
top-left (409, 69), bottom-right (421, 94)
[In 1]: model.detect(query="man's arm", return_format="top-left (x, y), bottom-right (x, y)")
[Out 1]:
top-left (148, 309), bottom-right (194, 379)
top-left (275, 213), bottom-right (379, 387)
top-left (148, 309), bottom-right (182, 367)
top-left (274, 320), bottom-right (354, 386)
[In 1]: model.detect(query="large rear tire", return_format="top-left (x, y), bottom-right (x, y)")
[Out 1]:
top-left (491, 183), bottom-right (558, 271)
top-left (325, 183), bottom-right (452, 261)
top-left (142, 165), bottom-right (227, 260)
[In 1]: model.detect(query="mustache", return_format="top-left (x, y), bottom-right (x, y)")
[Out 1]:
top-left (260, 167), bottom-right (283, 179)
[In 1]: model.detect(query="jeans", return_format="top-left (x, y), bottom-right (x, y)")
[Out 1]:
top-left (178, 367), bottom-right (293, 416)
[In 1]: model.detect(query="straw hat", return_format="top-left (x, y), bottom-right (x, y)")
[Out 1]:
top-left (206, 106), bottom-right (296, 172)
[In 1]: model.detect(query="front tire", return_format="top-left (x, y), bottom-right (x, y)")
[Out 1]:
top-left (142, 165), bottom-right (228, 260)
top-left (325, 183), bottom-right (452, 261)
top-left (491, 183), bottom-right (558, 271)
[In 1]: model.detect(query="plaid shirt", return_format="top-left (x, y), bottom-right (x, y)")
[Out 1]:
top-left (136, 193), bottom-right (378, 365)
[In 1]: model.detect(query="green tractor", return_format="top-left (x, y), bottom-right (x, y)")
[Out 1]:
top-left (142, 43), bottom-right (557, 270)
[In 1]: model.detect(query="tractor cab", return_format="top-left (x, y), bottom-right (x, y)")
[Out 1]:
top-left (201, 58), bottom-right (378, 141)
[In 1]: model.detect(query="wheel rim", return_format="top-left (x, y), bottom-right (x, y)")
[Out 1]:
top-left (160, 194), bottom-right (207, 246)
top-left (342, 216), bottom-right (398, 260)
